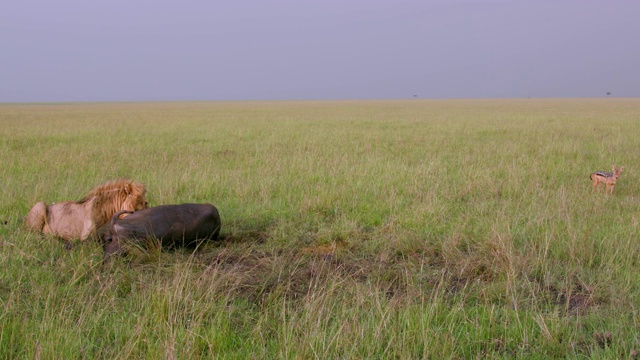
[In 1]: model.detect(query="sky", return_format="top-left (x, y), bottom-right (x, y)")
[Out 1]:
top-left (1, 0), bottom-right (639, 102)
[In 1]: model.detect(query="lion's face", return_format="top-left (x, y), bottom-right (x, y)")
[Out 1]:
top-left (122, 183), bottom-right (149, 212)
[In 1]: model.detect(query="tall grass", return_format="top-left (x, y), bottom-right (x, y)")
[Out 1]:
top-left (1, 99), bottom-right (640, 358)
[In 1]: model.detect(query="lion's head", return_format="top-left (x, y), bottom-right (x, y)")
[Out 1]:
top-left (89, 179), bottom-right (148, 227)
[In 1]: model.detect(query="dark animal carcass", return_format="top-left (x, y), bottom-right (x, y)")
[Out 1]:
top-left (102, 203), bottom-right (221, 258)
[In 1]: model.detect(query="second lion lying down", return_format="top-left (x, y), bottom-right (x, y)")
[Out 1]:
top-left (99, 203), bottom-right (222, 258)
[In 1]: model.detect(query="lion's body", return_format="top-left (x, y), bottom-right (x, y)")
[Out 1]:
top-left (26, 179), bottom-right (148, 241)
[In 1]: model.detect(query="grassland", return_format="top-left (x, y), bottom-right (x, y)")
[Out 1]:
top-left (1, 99), bottom-right (639, 358)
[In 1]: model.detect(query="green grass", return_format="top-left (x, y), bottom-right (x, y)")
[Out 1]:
top-left (2, 99), bottom-right (640, 358)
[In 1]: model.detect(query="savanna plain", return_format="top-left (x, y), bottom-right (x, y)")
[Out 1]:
top-left (1, 99), bottom-right (640, 359)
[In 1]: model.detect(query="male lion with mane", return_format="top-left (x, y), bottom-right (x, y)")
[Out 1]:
top-left (26, 179), bottom-right (148, 241)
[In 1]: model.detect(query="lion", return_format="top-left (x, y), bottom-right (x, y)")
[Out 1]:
top-left (26, 179), bottom-right (149, 241)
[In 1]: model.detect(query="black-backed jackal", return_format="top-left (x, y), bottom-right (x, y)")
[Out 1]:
top-left (590, 166), bottom-right (624, 194)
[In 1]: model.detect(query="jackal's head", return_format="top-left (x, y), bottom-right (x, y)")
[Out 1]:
top-left (612, 165), bottom-right (624, 179)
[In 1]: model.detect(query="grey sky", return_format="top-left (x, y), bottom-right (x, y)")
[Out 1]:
top-left (1, 1), bottom-right (638, 102)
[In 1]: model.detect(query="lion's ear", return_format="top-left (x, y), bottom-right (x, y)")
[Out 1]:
top-left (124, 185), bottom-right (132, 196)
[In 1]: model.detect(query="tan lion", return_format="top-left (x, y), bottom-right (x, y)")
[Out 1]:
top-left (26, 179), bottom-right (148, 241)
